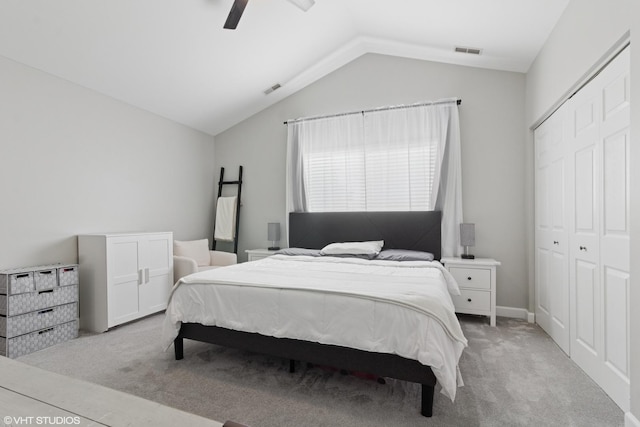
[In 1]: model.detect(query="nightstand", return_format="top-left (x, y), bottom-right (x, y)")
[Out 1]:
top-left (245, 249), bottom-right (278, 262)
top-left (440, 257), bottom-right (500, 326)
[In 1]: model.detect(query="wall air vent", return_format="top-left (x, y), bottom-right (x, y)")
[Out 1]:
top-left (455, 46), bottom-right (482, 55)
top-left (264, 83), bottom-right (282, 95)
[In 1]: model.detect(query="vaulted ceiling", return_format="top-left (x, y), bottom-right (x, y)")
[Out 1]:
top-left (0, 0), bottom-right (569, 136)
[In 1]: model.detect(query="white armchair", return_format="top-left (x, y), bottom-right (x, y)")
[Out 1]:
top-left (173, 239), bottom-right (237, 283)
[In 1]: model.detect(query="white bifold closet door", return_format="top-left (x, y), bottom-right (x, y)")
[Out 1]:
top-left (534, 108), bottom-right (570, 355)
top-left (534, 45), bottom-right (630, 411)
top-left (567, 46), bottom-right (630, 411)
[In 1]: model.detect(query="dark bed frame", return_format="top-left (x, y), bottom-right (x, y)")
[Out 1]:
top-left (174, 211), bottom-right (443, 417)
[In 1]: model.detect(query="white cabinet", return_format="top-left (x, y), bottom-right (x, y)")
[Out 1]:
top-left (533, 46), bottom-right (630, 411)
top-left (78, 232), bottom-right (173, 332)
top-left (245, 249), bottom-right (278, 262)
top-left (441, 257), bottom-right (499, 327)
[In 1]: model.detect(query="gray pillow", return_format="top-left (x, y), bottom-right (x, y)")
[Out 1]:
top-left (375, 249), bottom-right (434, 262)
top-left (275, 248), bottom-right (322, 257)
top-left (323, 252), bottom-right (377, 260)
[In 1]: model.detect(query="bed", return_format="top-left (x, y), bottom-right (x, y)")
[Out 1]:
top-left (163, 211), bottom-right (466, 417)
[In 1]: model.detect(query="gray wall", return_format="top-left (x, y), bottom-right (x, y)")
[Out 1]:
top-left (214, 53), bottom-right (528, 310)
top-left (525, 0), bottom-right (637, 420)
top-left (0, 55), bottom-right (217, 269)
top-left (525, 1), bottom-right (631, 125)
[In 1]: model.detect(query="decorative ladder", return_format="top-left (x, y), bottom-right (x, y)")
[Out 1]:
top-left (212, 165), bottom-right (243, 254)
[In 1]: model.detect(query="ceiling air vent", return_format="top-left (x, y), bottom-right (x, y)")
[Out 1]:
top-left (264, 83), bottom-right (282, 95)
top-left (455, 46), bottom-right (482, 55)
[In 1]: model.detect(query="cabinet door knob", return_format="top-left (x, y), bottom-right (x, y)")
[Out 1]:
top-left (467, 277), bottom-right (472, 281)
top-left (553, 241), bottom-right (559, 245)
top-left (467, 298), bottom-right (472, 302)
top-left (579, 246), bottom-right (587, 251)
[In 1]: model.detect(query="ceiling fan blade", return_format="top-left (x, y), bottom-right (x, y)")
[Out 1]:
top-left (286, 0), bottom-right (315, 12)
top-left (224, 0), bottom-right (249, 30)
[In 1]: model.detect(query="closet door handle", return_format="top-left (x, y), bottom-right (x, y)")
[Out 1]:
top-left (145, 268), bottom-right (150, 283)
top-left (138, 269), bottom-right (143, 285)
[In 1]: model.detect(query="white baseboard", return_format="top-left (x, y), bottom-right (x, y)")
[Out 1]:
top-left (626, 412), bottom-right (640, 427)
top-left (496, 306), bottom-right (535, 323)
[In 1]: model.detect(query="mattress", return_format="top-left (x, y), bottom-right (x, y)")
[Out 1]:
top-left (162, 255), bottom-right (467, 400)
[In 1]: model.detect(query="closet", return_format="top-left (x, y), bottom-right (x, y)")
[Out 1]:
top-left (534, 46), bottom-right (630, 411)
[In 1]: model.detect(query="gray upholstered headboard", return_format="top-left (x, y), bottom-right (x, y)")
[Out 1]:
top-left (288, 211), bottom-right (442, 260)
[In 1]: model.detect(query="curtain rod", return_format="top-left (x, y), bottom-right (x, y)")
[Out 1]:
top-left (284, 98), bottom-right (461, 125)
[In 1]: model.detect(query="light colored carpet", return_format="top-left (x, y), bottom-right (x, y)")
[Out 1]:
top-left (18, 314), bottom-right (623, 426)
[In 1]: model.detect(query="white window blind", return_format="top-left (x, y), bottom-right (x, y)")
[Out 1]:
top-left (297, 106), bottom-right (439, 212)
top-left (306, 148), bottom-right (366, 211)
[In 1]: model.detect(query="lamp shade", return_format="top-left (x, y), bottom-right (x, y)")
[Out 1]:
top-left (460, 223), bottom-right (475, 247)
top-left (267, 223), bottom-right (281, 241)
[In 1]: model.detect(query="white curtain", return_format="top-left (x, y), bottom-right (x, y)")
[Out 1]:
top-left (364, 104), bottom-right (446, 211)
top-left (434, 103), bottom-right (463, 258)
top-left (287, 114), bottom-right (365, 213)
top-left (286, 99), bottom-right (463, 257)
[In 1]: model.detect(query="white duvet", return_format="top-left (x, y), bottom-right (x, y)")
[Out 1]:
top-left (162, 255), bottom-right (467, 400)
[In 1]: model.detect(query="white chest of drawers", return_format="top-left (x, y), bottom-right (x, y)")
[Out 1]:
top-left (0, 264), bottom-right (79, 358)
top-left (245, 249), bottom-right (278, 262)
top-left (441, 257), bottom-right (500, 327)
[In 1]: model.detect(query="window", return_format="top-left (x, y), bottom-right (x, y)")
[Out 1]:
top-left (286, 99), bottom-right (462, 257)
top-left (304, 137), bottom-right (437, 212)
top-left (290, 105), bottom-right (443, 212)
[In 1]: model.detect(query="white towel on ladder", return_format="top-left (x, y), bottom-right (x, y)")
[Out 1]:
top-left (214, 196), bottom-right (237, 242)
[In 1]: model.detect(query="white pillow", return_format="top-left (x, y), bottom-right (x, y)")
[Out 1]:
top-left (173, 239), bottom-right (210, 267)
top-left (320, 240), bottom-right (384, 257)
